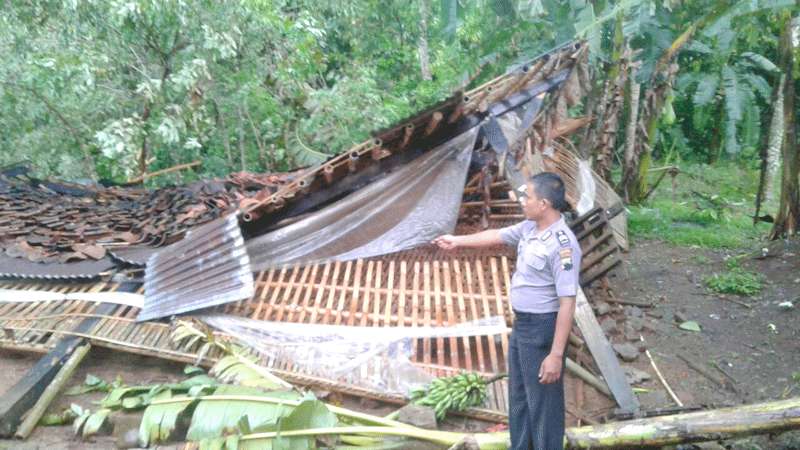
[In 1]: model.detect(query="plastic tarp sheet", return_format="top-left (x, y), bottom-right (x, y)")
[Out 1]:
top-left (0, 289), bottom-right (143, 307)
top-left (495, 99), bottom-right (542, 192)
top-left (200, 314), bottom-right (508, 394)
top-left (246, 128), bottom-right (478, 270)
top-left (575, 158), bottom-right (597, 215)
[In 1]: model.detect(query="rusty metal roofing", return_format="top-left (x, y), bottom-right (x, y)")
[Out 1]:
top-left (138, 212), bottom-right (254, 321)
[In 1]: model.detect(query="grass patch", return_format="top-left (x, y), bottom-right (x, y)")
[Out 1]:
top-left (704, 268), bottom-right (763, 296)
top-left (703, 258), bottom-right (763, 296)
top-left (626, 162), bottom-right (773, 249)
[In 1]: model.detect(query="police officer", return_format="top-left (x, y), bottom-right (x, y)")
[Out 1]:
top-left (433, 172), bottom-right (581, 450)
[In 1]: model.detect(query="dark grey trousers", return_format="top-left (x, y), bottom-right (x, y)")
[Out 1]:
top-left (508, 311), bottom-right (565, 450)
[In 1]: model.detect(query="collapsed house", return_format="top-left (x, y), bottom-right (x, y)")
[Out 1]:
top-left (0, 41), bottom-right (641, 437)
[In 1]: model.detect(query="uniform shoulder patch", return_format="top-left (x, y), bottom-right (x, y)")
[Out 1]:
top-left (555, 230), bottom-right (570, 247)
top-left (559, 248), bottom-right (573, 271)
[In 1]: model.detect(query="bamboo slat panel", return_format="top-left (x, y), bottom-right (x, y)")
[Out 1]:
top-left (0, 256), bottom-right (516, 417)
top-left (216, 256), bottom-right (514, 413)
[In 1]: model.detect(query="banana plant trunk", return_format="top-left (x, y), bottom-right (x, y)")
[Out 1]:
top-left (565, 397), bottom-right (800, 449)
top-left (621, 2), bottom-right (729, 204)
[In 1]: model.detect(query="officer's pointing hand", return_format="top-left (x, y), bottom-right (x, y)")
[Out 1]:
top-left (432, 234), bottom-right (458, 250)
top-left (538, 354), bottom-right (563, 384)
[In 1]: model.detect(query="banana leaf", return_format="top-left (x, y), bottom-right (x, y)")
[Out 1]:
top-left (211, 353), bottom-right (293, 391)
top-left (186, 386), bottom-right (308, 441)
top-left (139, 390), bottom-right (196, 446)
top-left (73, 407), bottom-right (112, 438)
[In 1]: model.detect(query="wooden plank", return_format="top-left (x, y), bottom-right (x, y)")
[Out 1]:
top-left (333, 261), bottom-right (353, 326)
top-left (422, 262), bottom-right (432, 366)
top-left (250, 281), bottom-right (507, 306)
top-left (463, 262), bottom-right (486, 372)
top-left (291, 264), bottom-right (318, 324)
top-left (475, 260), bottom-right (500, 373)
top-left (358, 261), bottom-right (374, 327)
top-left (398, 261), bottom-right (407, 329)
top-left (411, 262), bottom-right (421, 362)
top-left (382, 261), bottom-right (395, 327)
top-left (264, 266), bottom-right (292, 321)
top-left (452, 260), bottom-right (472, 371)
top-left (321, 261), bottom-right (342, 325)
top-left (489, 257), bottom-right (509, 410)
top-left (372, 261), bottom-right (383, 327)
top-left (251, 269), bottom-right (275, 321)
top-left (574, 288), bottom-right (639, 412)
top-left (441, 261), bottom-right (458, 368)
top-left (279, 264), bottom-right (312, 322)
top-left (432, 261), bottom-right (445, 367)
top-left (345, 260), bottom-right (364, 327)
top-left (306, 262), bottom-right (331, 324)
top-left (500, 256), bottom-right (514, 321)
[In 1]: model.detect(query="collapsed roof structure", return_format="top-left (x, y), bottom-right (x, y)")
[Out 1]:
top-left (0, 41), bottom-right (637, 431)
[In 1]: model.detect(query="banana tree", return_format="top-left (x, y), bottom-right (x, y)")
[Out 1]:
top-left (619, 0), bottom-right (794, 204)
top-left (677, 33), bottom-right (778, 162)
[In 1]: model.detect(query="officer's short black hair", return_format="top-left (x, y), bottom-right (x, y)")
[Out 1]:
top-left (530, 172), bottom-right (569, 212)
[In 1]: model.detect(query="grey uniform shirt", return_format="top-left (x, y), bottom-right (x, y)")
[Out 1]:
top-left (499, 216), bottom-right (582, 314)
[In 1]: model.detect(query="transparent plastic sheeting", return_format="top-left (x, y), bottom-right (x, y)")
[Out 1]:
top-left (496, 102), bottom-right (533, 192)
top-left (576, 159), bottom-right (597, 215)
top-left (200, 314), bottom-right (508, 395)
top-left (246, 128), bottom-right (478, 271)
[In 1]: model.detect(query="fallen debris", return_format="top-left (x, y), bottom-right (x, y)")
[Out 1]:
top-left (641, 335), bottom-right (683, 407)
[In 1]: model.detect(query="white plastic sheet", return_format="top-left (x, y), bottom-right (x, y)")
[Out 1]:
top-left (246, 128), bottom-right (478, 270)
top-left (0, 289), bottom-right (143, 307)
top-left (576, 158), bottom-right (596, 215)
top-left (200, 314), bottom-right (508, 395)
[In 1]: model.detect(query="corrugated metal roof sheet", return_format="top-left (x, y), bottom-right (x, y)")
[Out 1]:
top-left (0, 253), bottom-right (113, 280)
top-left (138, 213), bottom-right (254, 321)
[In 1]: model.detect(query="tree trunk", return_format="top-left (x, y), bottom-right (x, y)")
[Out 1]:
top-left (755, 73), bottom-right (785, 223)
top-left (565, 397), bottom-right (800, 448)
top-left (138, 100), bottom-right (152, 179)
top-left (771, 12), bottom-right (799, 238)
top-left (765, 75), bottom-right (786, 204)
top-left (707, 103), bottom-right (723, 164)
top-left (418, 0), bottom-right (432, 81)
top-left (237, 106), bottom-right (246, 172)
top-left (213, 99), bottom-right (234, 169)
top-left (622, 62), bottom-right (640, 189)
top-left (243, 106), bottom-right (267, 170)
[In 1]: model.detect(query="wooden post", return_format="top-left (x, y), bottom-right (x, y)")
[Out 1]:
top-left (15, 344), bottom-right (92, 439)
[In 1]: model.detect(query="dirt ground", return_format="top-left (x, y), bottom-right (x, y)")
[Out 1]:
top-left (607, 238), bottom-right (800, 409)
top-left (0, 238), bottom-right (799, 449)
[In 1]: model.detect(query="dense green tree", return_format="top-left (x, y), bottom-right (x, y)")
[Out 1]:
top-left (0, 0), bottom-right (797, 209)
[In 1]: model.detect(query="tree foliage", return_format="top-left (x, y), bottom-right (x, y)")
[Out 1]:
top-left (1, 0), bottom-right (798, 224)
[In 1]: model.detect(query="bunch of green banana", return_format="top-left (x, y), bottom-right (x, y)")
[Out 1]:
top-left (409, 372), bottom-right (488, 420)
